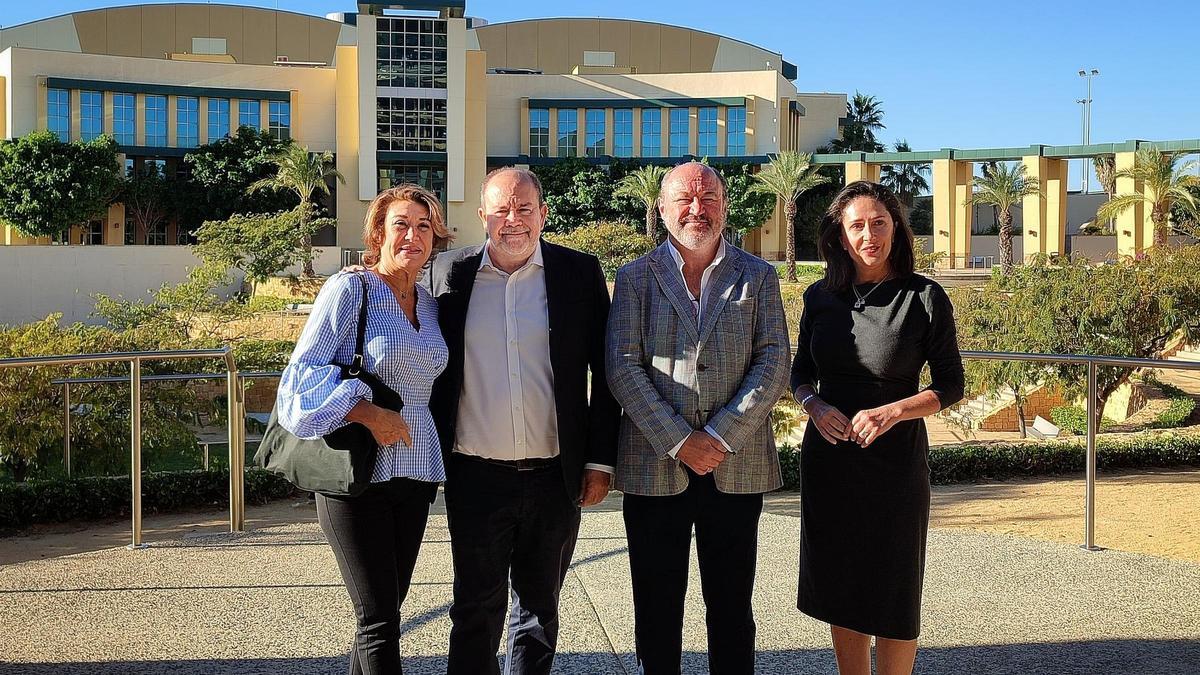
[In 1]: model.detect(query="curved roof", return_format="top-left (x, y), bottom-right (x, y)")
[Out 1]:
top-left (0, 3), bottom-right (345, 66)
top-left (471, 17), bottom-right (795, 78)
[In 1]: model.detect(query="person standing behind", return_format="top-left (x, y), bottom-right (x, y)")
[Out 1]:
top-left (427, 167), bottom-right (620, 675)
top-left (791, 181), bottom-right (964, 675)
top-left (606, 161), bottom-right (791, 675)
top-left (276, 184), bottom-right (451, 673)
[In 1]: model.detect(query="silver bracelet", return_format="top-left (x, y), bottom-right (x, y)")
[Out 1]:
top-left (799, 393), bottom-right (816, 411)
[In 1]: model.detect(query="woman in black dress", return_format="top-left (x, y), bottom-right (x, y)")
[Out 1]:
top-left (791, 181), bottom-right (964, 675)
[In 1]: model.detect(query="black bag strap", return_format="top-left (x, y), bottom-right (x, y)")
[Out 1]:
top-left (348, 272), bottom-right (370, 376)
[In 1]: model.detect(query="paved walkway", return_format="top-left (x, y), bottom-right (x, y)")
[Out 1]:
top-left (2, 493), bottom-right (1199, 675)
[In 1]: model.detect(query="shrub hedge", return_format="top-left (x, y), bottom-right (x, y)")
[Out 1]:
top-left (777, 430), bottom-right (1200, 488)
top-left (0, 468), bottom-right (293, 530)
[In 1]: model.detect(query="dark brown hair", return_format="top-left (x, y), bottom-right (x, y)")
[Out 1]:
top-left (817, 180), bottom-right (915, 292)
top-left (362, 184), bottom-right (452, 266)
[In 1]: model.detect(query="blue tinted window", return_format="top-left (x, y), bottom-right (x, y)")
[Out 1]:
top-left (613, 109), bottom-right (633, 158)
top-left (669, 107), bottom-right (689, 156)
top-left (48, 89), bottom-right (70, 141)
top-left (641, 109), bottom-right (661, 157)
top-left (557, 109), bottom-right (577, 158)
top-left (113, 93), bottom-right (136, 145)
top-left (80, 91), bottom-right (103, 141)
top-left (145, 95), bottom-right (168, 146)
top-left (177, 96), bottom-right (199, 147)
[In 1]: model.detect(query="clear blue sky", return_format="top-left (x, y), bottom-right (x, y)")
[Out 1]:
top-left (8, 0), bottom-right (1200, 186)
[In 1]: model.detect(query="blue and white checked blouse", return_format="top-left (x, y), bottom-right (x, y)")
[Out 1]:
top-left (276, 271), bottom-right (449, 484)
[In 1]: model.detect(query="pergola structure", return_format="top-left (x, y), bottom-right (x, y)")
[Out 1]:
top-left (812, 139), bottom-right (1200, 267)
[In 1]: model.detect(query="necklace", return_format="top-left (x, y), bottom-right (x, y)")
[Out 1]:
top-left (852, 277), bottom-right (888, 310)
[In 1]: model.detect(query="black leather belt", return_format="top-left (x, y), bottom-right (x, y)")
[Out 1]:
top-left (456, 454), bottom-right (559, 472)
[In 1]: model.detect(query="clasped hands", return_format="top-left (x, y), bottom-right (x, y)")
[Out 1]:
top-left (676, 430), bottom-right (728, 475)
top-left (805, 398), bottom-right (900, 448)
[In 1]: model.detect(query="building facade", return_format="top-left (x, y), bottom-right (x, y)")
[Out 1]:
top-left (0, 2), bottom-right (845, 268)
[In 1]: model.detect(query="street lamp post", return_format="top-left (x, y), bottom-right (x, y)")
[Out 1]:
top-left (1078, 68), bottom-right (1100, 193)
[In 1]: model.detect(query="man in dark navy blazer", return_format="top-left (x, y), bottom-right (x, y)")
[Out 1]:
top-left (427, 167), bottom-right (619, 675)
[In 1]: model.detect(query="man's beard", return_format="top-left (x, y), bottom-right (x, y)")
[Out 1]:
top-left (667, 216), bottom-right (724, 250)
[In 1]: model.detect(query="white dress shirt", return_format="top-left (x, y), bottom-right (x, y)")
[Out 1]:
top-left (455, 244), bottom-right (560, 460)
top-left (666, 237), bottom-right (733, 457)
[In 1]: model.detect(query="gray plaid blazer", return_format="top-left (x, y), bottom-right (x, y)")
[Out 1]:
top-left (605, 241), bottom-right (791, 496)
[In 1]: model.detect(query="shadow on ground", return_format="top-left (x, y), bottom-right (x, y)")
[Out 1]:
top-left (4, 639), bottom-right (1198, 675)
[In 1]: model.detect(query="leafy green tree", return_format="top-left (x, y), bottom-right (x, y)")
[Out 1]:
top-left (180, 127), bottom-right (294, 226)
top-left (880, 140), bottom-right (929, 207)
top-left (1092, 155), bottom-right (1117, 233)
top-left (830, 92), bottom-right (886, 153)
top-left (1096, 146), bottom-right (1200, 246)
top-left (964, 162), bottom-right (1041, 273)
top-left (249, 144), bottom-right (346, 277)
top-left (0, 131), bottom-right (120, 238)
top-left (194, 205), bottom-right (332, 293)
top-left (542, 222), bottom-right (654, 278)
top-left (119, 167), bottom-right (176, 245)
top-left (959, 251), bottom-right (1200, 431)
top-left (614, 164), bottom-right (668, 239)
top-left (750, 152), bottom-right (829, 282)
top-left (716, 161), bottom-right (777, 247)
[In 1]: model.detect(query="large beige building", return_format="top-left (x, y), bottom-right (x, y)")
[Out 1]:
top-left (0, 2), bottom-right (845, 267)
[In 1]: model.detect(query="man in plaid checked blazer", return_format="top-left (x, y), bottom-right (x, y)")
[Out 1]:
top-left (606, 162), bottom-right (791, 674)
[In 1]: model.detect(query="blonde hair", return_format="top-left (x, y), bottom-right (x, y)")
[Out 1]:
top-left (362, 184), bottom-right (452, 266)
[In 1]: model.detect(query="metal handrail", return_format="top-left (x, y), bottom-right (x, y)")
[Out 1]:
top-left (0, 348), bottom-right (244, 548)
top-left (956, 351), bottom-right (1200, 551)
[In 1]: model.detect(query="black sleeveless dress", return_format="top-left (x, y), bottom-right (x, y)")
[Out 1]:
top-left (790, 274), bottom-right (964, 640)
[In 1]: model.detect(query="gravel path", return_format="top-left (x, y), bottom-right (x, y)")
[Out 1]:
top-left (3, 506), bottom-right (1199, 674)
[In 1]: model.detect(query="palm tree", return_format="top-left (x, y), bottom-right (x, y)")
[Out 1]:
top-left (831, 92), bottom-right (886, 153)
top-left (1092, 155), bottom-right (1117, 233)
top-left (879, 140), bottom-right (930, 207)
top-left (1095, 146), bottom-right (1200, 247)
top-left (249, 144), bottom-right (346, 277)
top-left (964, 162), bottom-right (1041, 273)
top-left (750, 152), bottom-right (829, 282)
top-left (614, 164), bottom-right (669, 240)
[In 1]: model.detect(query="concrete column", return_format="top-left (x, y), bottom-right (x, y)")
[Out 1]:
top-left (1114, 151), bottom-right (1146, 257)
top-left (603, 108), bottom-right (614, 156)
top-left (168, 96), bottom-right (178, 146)
top-left (547, 108), bottom-right (558, 158)
top-left (660, 111), bottom-right (669, 158)
top-left (575, 107), bottom-right (585, 157)
top-left (845, 161), bottom-right (880, 184)
top-left (717, 106), bottom-right (728, 156)
top-left (198, 97), bottom-right (209, 144)
top-left (260, 100), bottom-right (270, 132)
top-left (688, 106), bottom-right (698, 156)
top-left (519, 98), bottom-right (530, 156)
top-left (632, 109), bottom-right (643, 158)
top-left (933, 159), bottom-right (973, 268)
top-left (135, 94), bottom-right (147, 146)
top-left (103, 91), bottom-right (115, 137)
top-left (69, 89), bottom-right (81, 141)
top-left (744, 96), bottom-right (757, 155)
top-left (106, 203), bottom-right (125, 246)
top-left (289, 90), bottom-right (301, 143)
top-left (334, 44), bottom-right (365, 248)
top-left (1020, 156), bottom-right (1068, 261)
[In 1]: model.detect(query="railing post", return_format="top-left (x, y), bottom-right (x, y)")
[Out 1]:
top-left (62, 382), bottom-right (71, 478)
top-left (227, 366), bottom-right (245, 533)
top-left (1083, 360), bottom-right (1100, 551)
top-left (129, 358), bottom-right (145, 549)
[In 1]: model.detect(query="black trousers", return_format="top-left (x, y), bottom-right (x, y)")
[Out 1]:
top-left (316, 478), bottom-right (436, 675)
top-left (444, 454), bottom-right (581, 675)
top-left (622, 470), bottom-right (765, 675)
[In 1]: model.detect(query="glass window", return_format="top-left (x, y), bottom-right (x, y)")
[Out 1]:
top-left (80, 91), bottom-right (103, 142)
top-left (375, 17), bottom-right (448, 89)
top-left (613, 108), bottom-right (633, 158)
top-left (177, 96), bottom-right (199, 147)
top-left (146, 222), bottom-right (168, 246)
top-left (669, 108), bottom-right (690, 156)
top-left (529, 108), bottom-right (549, 158)
top-left (238, 100), bottom-right (261, 130)
top-left (48, 89), bottom-right (70, 141)
top-left (377, 163), bottom-right (447, 202)
top-left (726, 106), bottom-right (747, 156)
top-left (697, 107), bottom-right (717, 157)
top-left (557, 109), bottom-right (578, 158)
top-left (145, 95), bottom-right (168, 146)
top-left (113, 93), bottom-right (136, 145)
top-left (84, 221), bottom-right (104, 245)
top-left (124, 219), bottom-right (137, 245)
top-left (269, 101), bottom-right (291, 141)
top-left (376, 97), bottom-right (447, 152)
top-left (585, 109), bottom-right (606, 158)
top-left (208, 98), bottom-right (230, 141)
top-left (641, 108), bottom-right (661, 157)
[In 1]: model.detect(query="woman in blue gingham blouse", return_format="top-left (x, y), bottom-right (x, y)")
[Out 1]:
top-left (275, 184), bottom-right (451, 674)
